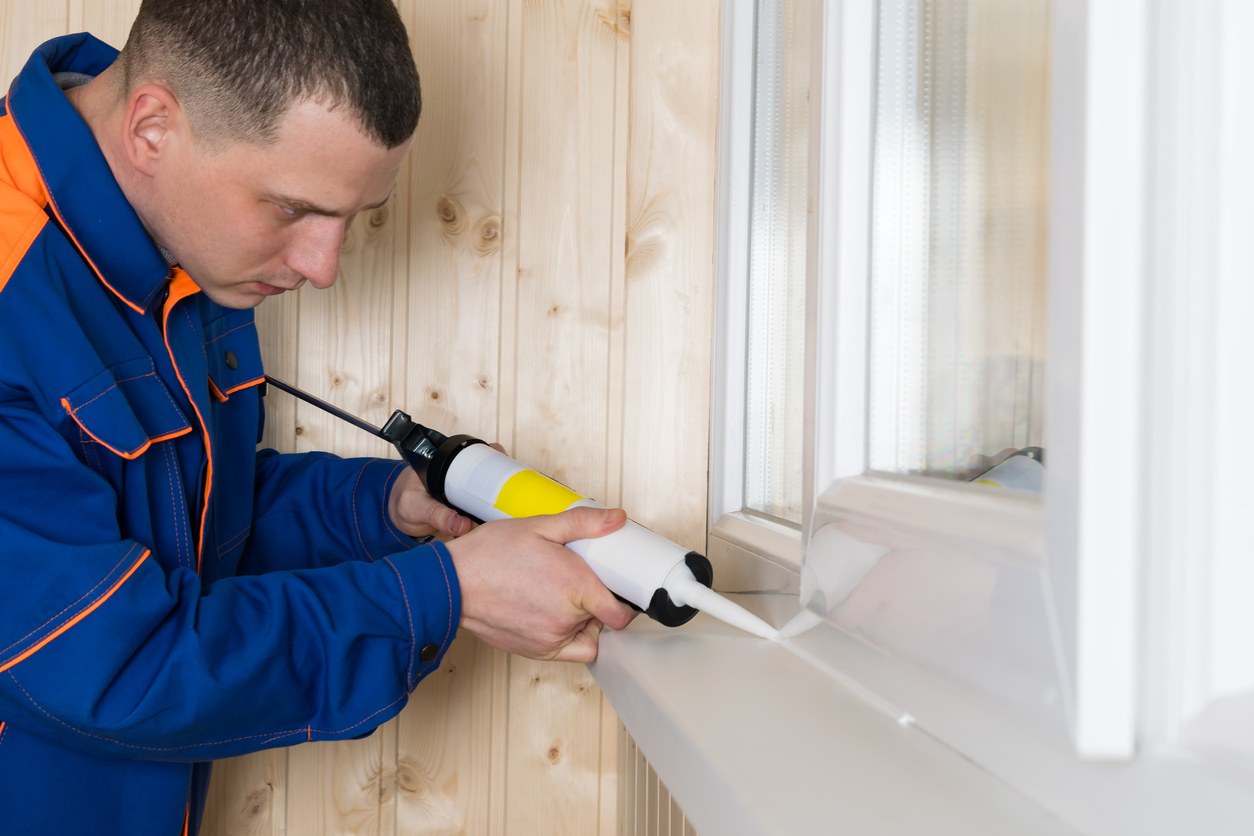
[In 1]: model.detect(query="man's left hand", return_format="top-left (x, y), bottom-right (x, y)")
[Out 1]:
top-left (388, 466), bottom-right (475, 538)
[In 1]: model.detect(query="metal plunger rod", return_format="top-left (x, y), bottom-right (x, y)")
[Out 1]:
top-left (263, 375), bottom-right (386, 439)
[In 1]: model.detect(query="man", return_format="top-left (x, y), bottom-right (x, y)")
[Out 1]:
top-left (0, 1), bottom-right (635, 833)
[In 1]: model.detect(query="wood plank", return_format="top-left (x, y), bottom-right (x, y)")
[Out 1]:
top-left (292, 204), bottom-right (400, 460)
top-left (397, 0), bottom-right (508, 443)
top-left (286, 730), bottom-right (397, 836)
top-left (200, 750), bottom-right (287, 836)
top-left (504, 1), bottom-right (624, 833)
top-left (66, 0), bottom-right (139, 48)
top-left (598, 694), bottom-right (619, 836)
top-left (395, 634), bottom-right (498, 835)
top-left (505, 660), bottom-right (606, 834)
top-left (286, 170), bottom-right (404, 836)
top-left (390, 2), bottom-right (512, 835)
top-left (619, 0), bottom-right (720, 550)
top-left (0, 0), bottom-right (67, 83)
top-left (509, 0), bottom-right (620, 498)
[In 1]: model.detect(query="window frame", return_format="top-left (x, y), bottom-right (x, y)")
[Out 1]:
top-left (713, 0), bottom-right (1144, 758)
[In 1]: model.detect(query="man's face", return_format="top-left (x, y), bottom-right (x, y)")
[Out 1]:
top-left (154, 99), bottom-right (412, 309)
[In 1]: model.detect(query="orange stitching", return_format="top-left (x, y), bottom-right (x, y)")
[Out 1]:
top-left (6, 668), bottom-right (407, 751)
top-left (0, 544), bottom-right (140, 658)
top-left (60, 400), bottom-right (193, 460)
top-left (163, 443), bottom-right (188, 571)
top-left (383, 557), bottom-right (416, 686)
top-left (314, 692), bottom-right (407, 735)
top-left (383, 462), bottom-right (411, 548)
top-left (352, 461), bottom-right (372, 561)
top-left (0, 720), bottom-right (7, 750)
top-left (113, 370), bottom-right (156, 386)
top-left (79, 427), bottom-right (102, 473)
top-left (7, 670), bottom-right (307, 752)
top-left (65, 382), bottom-right (118, 414)
top-left (203, 321), bottom-right (253, 345)
top-left (216, 524), bottom-right (252, 556)
top-left (0, 548), bottom-right (150, 674)
top-left (259, 730), bottom-right (305, 747)
top-left (436, 544), bottom-right (453, 656)
top-left (307, 725), bottom-right (311, 742)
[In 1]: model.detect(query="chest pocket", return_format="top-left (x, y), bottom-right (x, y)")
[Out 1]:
top-left (203, 309), bottom-right (264, 401)
top-left (60, 357), bottom-right (192, 459)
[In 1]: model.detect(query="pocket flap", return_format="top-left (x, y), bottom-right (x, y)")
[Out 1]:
top-left (203, 310), bottom-right (265, 400)
top-left (61, 358), bottom-right (192, 459)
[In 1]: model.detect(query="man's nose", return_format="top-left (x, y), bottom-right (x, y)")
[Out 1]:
top-left (287, 217), bottom-right (348, 290)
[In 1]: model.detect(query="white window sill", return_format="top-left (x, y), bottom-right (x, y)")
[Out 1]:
top-left (589, 597), bottom-right (1073, 836)
top-left (591, 587), bottom-right (1254, 835)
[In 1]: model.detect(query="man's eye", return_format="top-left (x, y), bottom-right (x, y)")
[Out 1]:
top-left (278, 205), bottom-right (298, 217)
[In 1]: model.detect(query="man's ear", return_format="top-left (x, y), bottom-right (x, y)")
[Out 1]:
top-left (121, 84), bottom-right (186, 175)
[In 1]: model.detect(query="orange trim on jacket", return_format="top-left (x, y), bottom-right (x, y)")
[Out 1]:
top-left (0, 110), bottom-right (50, 296)
top-left (59, 397), bottom-right (195, 459)
top-left (209, 376), bottom-right (266, 403)
top-left (0, 548), bottom-right (150, 675)
top-left (3, 105), bottom-right (147, 314)
top-left (161, 269), bottom-right (212, 572)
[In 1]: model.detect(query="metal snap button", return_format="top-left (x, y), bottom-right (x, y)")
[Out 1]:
top-left (419, 643), bottom-right (440, 663)
top-left (224, 350), bottom-right (239, 370)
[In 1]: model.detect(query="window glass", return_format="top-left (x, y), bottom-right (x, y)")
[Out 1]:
top-left (868, 0), bottom-right (1051, 486)
top-left (744, 0), bottom-right (810, 521)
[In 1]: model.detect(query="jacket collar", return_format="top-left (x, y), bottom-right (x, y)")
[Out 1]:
top-left (8, 34), bottom-right (173, 315)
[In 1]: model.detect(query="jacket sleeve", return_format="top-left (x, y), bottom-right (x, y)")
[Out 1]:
top-left (239, 449), bottom-right (421, 574)
top-left (0, 397), bottom-right (460, 762)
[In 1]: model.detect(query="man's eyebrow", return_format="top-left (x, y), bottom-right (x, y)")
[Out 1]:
top-left (268, 190), bottom-right (394, 217)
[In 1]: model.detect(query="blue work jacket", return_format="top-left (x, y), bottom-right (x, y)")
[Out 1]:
top-left (0, 35), bottom-right (460, 835)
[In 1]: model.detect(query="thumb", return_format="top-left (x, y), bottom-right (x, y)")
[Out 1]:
top-left (532, 505), bottom-right (627, 545)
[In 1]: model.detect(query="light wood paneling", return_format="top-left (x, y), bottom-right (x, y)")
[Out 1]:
top-left (0, 0), bottom-right (721, 832)
top-left (67, 0), bottom-right (139, 48)
top-left (620, 0), bottom-right (721, 553)
top-left (200, 750), bottom-right (287, 836)
top-left (0, 0), bottom-right (64, 82)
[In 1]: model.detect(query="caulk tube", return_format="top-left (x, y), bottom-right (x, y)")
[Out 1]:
top-left (428, 440), bottom-right (779, 637)
top-left (430, 440), bottom-right (712, 626)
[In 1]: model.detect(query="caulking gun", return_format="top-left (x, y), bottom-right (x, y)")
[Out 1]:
top-left (265, 376), bottom-right (778, 639)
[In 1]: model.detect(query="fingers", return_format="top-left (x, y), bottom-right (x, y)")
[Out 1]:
top-left (530, 505), bottom-right (627, 545)
top-left (548, 619), bottom-right (604, 663)
top-left (429, 502), bottom-right (473, 537)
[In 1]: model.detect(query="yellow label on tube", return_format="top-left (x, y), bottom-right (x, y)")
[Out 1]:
top-left (494, 469), bottom-right (584, 518)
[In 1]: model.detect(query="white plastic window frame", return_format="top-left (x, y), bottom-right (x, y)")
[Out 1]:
top-left (709, 0), bottom-right (805, 572)
top-left (713, 0), bottom-right (1147, 759)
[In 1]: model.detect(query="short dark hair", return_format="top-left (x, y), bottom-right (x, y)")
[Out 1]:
top-left (117, 0), bottom-right (421, 149)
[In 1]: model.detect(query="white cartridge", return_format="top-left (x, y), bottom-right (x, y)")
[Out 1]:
top-left (443, 443), bottom-right (690, 611)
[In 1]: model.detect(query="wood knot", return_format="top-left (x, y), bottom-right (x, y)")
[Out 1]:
top-left (548, 304), bottom-right (561, 316)
top-left (596, 2), bottom-right (631, 39)
top-left (367, 205), bottom-right (390, 233)
top-left (373, 392), bottom-right (386, 403)
top-left (436, 197), bottom-right (465, 235)
top-left (472, 216), bottom-right (502, 256)
top-left (476, 376), bottom-right (491, 390)
top-left (428, 390), bottom-right (441, 401)
top-left (330, 375), bottom-right (343, 388)
top-left (546, 740), bottom-right (564, 765)
top-left (294, 425), bottom-right (304, 436)
top-left (395, 763), bottom-right (422, 795)
top-left (340, 225), bottom-right (357, 254)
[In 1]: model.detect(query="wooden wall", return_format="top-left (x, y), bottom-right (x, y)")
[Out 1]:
top-left (2, 1), bottom-right (720, 833)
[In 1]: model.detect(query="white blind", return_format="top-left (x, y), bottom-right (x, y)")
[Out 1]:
top-left (744, 0), bottom-right (810, 521)
top-left (868, 0), bottom-right (1051, 482)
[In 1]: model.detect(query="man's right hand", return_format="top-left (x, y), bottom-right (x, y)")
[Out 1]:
top-left (443, 506), bottom-right (638, 663)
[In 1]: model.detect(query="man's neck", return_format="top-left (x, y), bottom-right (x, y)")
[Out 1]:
top-left (62, 67), bottom-right (175, 265)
